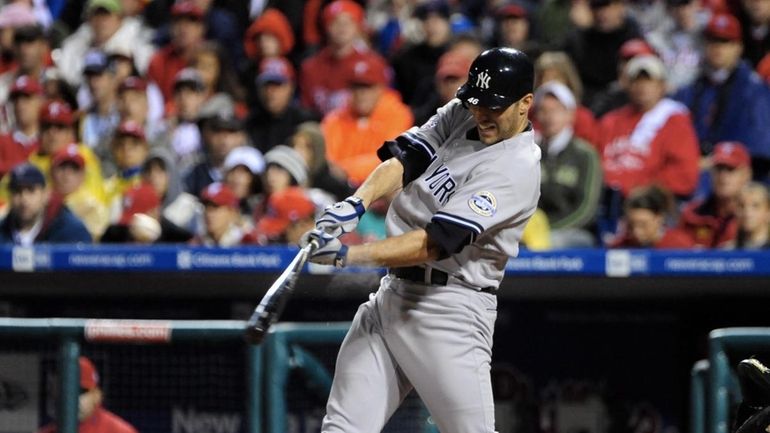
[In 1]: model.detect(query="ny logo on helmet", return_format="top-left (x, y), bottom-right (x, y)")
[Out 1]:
top-left (476, 71), bottom-right (491, 89)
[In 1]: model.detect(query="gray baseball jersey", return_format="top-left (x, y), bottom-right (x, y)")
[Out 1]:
top-left (387, 98), bottom-right (541, 289)
top-left (321, 98), bottom-right (540, 433)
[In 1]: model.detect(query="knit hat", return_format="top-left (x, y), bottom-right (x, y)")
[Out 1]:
top-left (265, 145), bottom-right (308, 186)
top-left (244, 9), bottom-right (295, 59)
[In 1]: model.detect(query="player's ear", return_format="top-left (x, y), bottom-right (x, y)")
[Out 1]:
top-left (518, 93), bottom-right (534, 115)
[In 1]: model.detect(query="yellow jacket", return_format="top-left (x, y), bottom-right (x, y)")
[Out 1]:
top-left (521, 208), bottom-right (551, 251)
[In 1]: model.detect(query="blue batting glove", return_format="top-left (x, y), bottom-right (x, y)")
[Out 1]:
top-left (300, 229), bottom-right (348, 268)
top-left (316, 196), bottom-right (365, 238)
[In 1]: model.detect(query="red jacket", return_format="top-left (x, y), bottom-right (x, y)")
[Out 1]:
top-left (0, 131), bottom-right (38, 177)
top-left (37, 407), bottom-right (138, 433)
top-left (598, 100), bottom-right (700, 197)
top-left (609, 228), bottom-right (695, 248)
top-left (299, 45), bottom-right (388, 115)
top-left (672, 195), bottom-right (738, 248)
top-left (147, 45), bottom-right (191, 102)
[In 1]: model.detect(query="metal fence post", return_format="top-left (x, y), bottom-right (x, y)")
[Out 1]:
top-left (691, 360), bottom-right (709, 433)
top-left (58, 336), bottom-right (80, 433)
top-left (247, 344), bottom-right (263, 433)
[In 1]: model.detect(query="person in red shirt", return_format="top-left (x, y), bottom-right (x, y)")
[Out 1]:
top-left (321, 55), bottom-right (413, 185)
top-left (674, 141), bottom-right (753, 247)
top-left (598, 54), bottom-right (700, 199)
top-left (147, 1), bottom-right (205, 101)
top-left (0, 75), bottom-right (42, 176)
top-left (299, 0), bottom-right (390, 116)
top-left (609, 185), bottom-right (694, 248)
top-left (37, 356), bottom-right (138, 433)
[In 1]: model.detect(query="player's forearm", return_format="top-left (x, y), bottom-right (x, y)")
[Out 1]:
top-left (353, 158), bottom-right (404, 208)
top-left (346, 229), bottom-right (441, 268)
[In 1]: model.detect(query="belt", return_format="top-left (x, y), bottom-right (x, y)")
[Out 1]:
top-left (389, 266), bottom-right (496, 294)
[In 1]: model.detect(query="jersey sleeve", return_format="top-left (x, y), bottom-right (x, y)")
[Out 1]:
top-left (426, 161), bottom-right (540, 257)
top-left (377, 99), bottom-right (465, 185)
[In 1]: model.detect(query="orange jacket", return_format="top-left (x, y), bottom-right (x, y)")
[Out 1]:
top-left (321, 89), bottom-right (413, 185)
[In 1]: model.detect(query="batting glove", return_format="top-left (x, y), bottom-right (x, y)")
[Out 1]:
top-left (316, 196), bottom-right (365, 238)
top-left (301, 229), bottom-right (348, 268)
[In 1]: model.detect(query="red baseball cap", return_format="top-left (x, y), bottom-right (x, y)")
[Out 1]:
top-left (115, 120), bottom-right (146, 141)
top-left (705, 13), bottom-right (742, 42)
top-left (256, 187), bottom-right (315, 237)
top-left (436, 50), bottom-right (473, 80)
top-left (51, 144), bottom-right (85, 169)
top-left (257, 57), bottom-right (295, 84)
top-left (120, 183), bottom-right (161, 224)
top-left (201, 182), bottom-right (239, 208)
top-left (119, 76), bottom-right (147, 93)
top-left (712, 141), bottom-right (751, 168)
top-left (10, 75), bottom-right (42, 97)
top-left (496, 4), bottom-right (527, 19)
top-left (350, 55), bottom-right (389, 86)
top-left (40, 101), bottom-right (74, 126)
top-left (171, 1), bottom-right (204, 20)
top-left (322, 0), bottom-right (364, 30)
top-left (619, 38), bottom-right (656, 60)
top-left (80, 357), bottom-right (99, 390)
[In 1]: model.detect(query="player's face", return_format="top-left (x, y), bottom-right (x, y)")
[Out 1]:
top-left (468, 94), bottom-right (533, 144)
top-left (627, 208), bottom-right (663, 246)
top-left (737, 189), bottom-right (770, 233)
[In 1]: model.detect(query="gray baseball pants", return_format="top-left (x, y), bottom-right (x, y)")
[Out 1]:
top-left (321, 274), bottom-right (498, 433)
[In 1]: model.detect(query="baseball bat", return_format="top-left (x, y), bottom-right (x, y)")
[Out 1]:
top-left (244, 240), bottom-right (319, 345)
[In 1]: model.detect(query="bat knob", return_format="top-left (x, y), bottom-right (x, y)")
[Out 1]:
top-left (244, 326), bottom-right (266, 345)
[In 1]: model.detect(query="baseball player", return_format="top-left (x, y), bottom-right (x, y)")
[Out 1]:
top-left (303, 48), bottom-right (541, 433)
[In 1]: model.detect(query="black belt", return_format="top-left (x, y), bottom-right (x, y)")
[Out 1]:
top-left (389, 266), bottom-right (496, 294)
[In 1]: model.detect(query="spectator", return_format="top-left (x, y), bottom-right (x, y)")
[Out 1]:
top-left (246, 57), bottom-right (317, 153)
top-left (263, 144), bottom-right (308, 196)
top-left (142, 146), bottom-right (199, 236)
top-left (299, 0), bottom-right (389, 115)
top-left (40, 68), bottom-right (76, 108)
top-left (57, 0), bottom-right (155, 88)
top-left (589, 38), bottom-right (657, 117)
top-left (732, 182), bottom-right (770, 248)
top-left (184, 113), bottom-right (246, 197)
top-left (254, 186), bottom-right (316, 245)
top-left (222, 145), bottom-right (265, 217)
top-left (168, 68), bottom-right (207, 173)
top-left (535, 81), bottom-right (603, 247)
top-left (192, 41), bottom-right (245, 119)
top-left (241, 8), bottom-right (294, 99)
top-left (79, 50), bottom-right (121, 172)
top-left (289, 121), bottom-right (353, 201)
top-left (101, 181), bottom-right (192, 243)
top-left (646, 0), bottom-right (706, 91)
top-left (147, 1), bottom-right (206, 102)
top-left (104, 121), bottom-right (149, 220)
top-left (674, 13), bottom-right (770, 179)
top-left (739, 0), bottom-right (770, 66)
top-left (0, 76), bottom-right (42, 176)
top-left (194, 182), bottom-right (255, 246)
top-left (0, 3), bottom-right (39, 75)
top-left (520, 208), bottom-right (553, 250)
top-left (490, 4), bottom-right (542, 59)
top-left (533, 51), bottom-right (599, 145)
top-left (321, 55), bottom-right (413, 185)
top-left (0, 163), bottom-right (91, 244)
top-left (28, 101), bottom-right (105, 205)
top-left (117, 76), bottom-right (165, 146)
top-left (759, 52), bottom-right (770, 81)
top-left (412, 49), bottom-right (473, 126)
top-left (0, 24), bottom-right (50, 104)
top-left (564, 0), bottom-right (642, 107)
top-left (391, 0), bottom-right (452, 106)
top-left (598, 55), bottom-right (700, 199)
top-left (609, 185), bottom-right (694, 248)
top-left (675, 141), bottom-right (752, 247)
top-left (37, 357), bottom-right (137, 433)
top-left (50, 144), bottom-right (109, 239)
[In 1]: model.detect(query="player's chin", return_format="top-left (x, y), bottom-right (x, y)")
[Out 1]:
top-left (477, 126), bottom-right (499, 144)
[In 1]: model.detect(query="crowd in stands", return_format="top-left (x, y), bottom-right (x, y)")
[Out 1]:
top-left (0, 0), bottom-right (770, 250)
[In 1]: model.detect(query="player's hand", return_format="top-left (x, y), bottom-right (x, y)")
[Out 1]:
top-left (300, 229), bottom-right (348, 268)
top-left (315, 196), bottom-right (365, 238)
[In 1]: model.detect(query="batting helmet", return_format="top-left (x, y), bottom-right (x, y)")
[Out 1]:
top-left (456, 47), bottom-right (534, 110)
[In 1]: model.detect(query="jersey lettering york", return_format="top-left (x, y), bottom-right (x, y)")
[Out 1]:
top-left (423, 163), bottom-right (457, 205)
